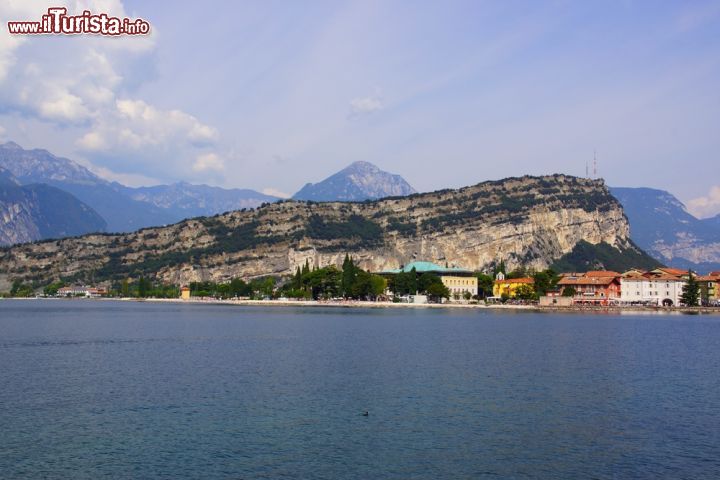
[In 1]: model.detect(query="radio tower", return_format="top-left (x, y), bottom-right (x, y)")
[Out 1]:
top-left (593, 149), bottom-right (598, 178)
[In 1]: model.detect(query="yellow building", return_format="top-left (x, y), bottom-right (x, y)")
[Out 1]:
top-left (180, 286), bottom-right (191, 300)
top-left (697, 275), bottom-right (719, 305)
top-left (492, 274), bottom-right (534, 298)
top-left (441, 275), bottom-right (479, 298)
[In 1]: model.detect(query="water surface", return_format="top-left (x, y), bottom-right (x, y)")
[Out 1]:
top-left (1, 300), bottom-right (719, 479)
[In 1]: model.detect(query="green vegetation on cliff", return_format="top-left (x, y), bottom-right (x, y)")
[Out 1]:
top-left (551, 240), bottom-right (662, 272)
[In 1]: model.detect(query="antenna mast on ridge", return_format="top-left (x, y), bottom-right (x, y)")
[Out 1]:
top-left (593, 150), bottom-right (598, 178)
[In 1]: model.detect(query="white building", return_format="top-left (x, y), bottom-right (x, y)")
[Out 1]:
top-left (620, 272), bottom-right (686, 307)
top-left (57, 286), bottom-right (105, 297)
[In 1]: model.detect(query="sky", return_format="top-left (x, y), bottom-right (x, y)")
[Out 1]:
top-left (0, 1), bottom-right (719, 216)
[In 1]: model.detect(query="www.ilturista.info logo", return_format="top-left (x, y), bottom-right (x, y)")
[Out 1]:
top-left (7, 7), bottom-right (150, 35)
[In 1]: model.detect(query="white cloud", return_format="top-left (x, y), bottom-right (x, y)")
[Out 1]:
top-left (0, 0), bottom-right (222, 182)
top-left (349, 95), bottom-right (384, 116)
top-left (261, 187), bottom-right (291, 198)
top-left (79, 99), bottom-right (219, 152)
top-left (192, 153), bottom-right (224, 173)
top-left (687, 186), bottom-right (720, 219)
top-left (38, 90), bottom-right (92, 122)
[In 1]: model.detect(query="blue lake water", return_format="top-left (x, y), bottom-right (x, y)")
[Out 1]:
top-left (1, 300), bottom-right (719, 479)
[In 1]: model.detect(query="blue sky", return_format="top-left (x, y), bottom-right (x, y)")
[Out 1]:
top-left (1, 1), bottom-right (719, 215)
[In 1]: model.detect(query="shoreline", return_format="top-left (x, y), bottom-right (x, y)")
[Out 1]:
top-left (5, 296), bottom-right (720, 314)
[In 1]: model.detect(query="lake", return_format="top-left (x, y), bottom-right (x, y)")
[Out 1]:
top-left (1, 300), bottom-right (719, 479)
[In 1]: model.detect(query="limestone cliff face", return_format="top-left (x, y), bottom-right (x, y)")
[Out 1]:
top-left (0, 175), bottom-right (635, 290)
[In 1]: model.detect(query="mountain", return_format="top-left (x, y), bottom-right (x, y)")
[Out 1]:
top-left (611, 187), bottom-right (720, 272)
top-left (0, 167), bottom-right (106, 245)
top-left (0, 142), bottom-right (177, 232)
top-left (0, 175), bottom-right (654, 290)
top-left (119, 182), bottom-right (279, 218)
top-left (0, 142), bottom-right (278, 235)
top-left (293, 161), bottom-right (416, 201)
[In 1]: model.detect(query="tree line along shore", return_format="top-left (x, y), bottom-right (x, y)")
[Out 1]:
top-left (3, 255), bottom-right (716, 310)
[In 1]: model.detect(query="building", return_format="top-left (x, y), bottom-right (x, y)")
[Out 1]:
top-left (620, 270), bottom-right (686, 306)
top-left (57, 286), bottom-right (106, 297)
top-left (696, 275), bottom-right (719, 306)
top-left (379, 261), bottom-right (478, 298)
top-left (650, 267), bottom-right (690, 279)
top-left (557, 271), bottom-right (621, 305)
top-left (180, 286), bottom-right (191, 300)
top-left (492, 273), bottom-right (534, 298)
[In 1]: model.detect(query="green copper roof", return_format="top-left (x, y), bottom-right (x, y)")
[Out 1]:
top-left (380, 261), bottom-right (473, 274)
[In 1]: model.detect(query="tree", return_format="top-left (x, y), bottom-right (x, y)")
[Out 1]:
top-left (514, 284), bottom-right (536, 300)
top-left (493, 260), bottom-right (506, 278)
top-left (418, 273), bottom-right (440, 293)
top-left (532, 269), bottom-right (559, 297)
top-left (561, 286), bottom-right (576, 297)
top-left (251, 277), bottom-right (276, 298)
top-left (475, 273), bottom-right (494, 298)
top-left (10, 280), bottom-right (34, 298)
top-left (293, 267), bottom-right (302, 290)
top-left (230, 278), bottom-right (252, 297)
top-left (43, 280), bottom-right (65, 296)
top-left (350, 269), bottom-right (372, 299)
top-left (121, 278), bottom-right (130, 297)
top-left (369, 275), bottom-right (387, 299)
top-left (681, 272), bottom-right (700, 306)
top-left (137, 276), bottom-right (149, 298)
top-left (408, 267), bottom-right (418, 294)
top-left (305, 266), bottom-right (341, 299)
top-left (426, 282), bottom-right (450, 302)
top-left (390, 271), bottom-right (409, 295)
top-left (506, 267), bottom-right (527, 279)
top-left (342, 254), bottom-right (358, 298)
top-left (390, 269), bottom-right (418, 296)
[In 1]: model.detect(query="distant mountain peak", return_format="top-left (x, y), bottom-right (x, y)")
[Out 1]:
top-left (293, 161), bottom-right (416, 202)
top-left (2, 141), bottom-right (22, 150)
top-left (0, 141), bottom-right (103, 186)
top-left (344, 160), bottom-right (379, 171)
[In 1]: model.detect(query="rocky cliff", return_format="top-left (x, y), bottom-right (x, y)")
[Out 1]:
top-left (0, 175), bottom-right (641, 290)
